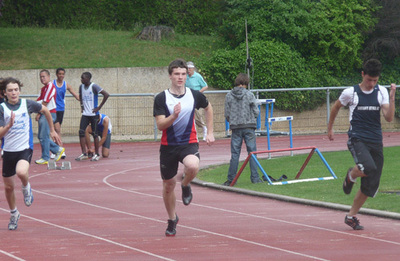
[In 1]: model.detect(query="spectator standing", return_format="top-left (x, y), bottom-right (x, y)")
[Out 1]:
top-left (52, 68), bottom-right (79, 159)
top-left (35, 70), bottom-right (65, 164)
top-left (185, 61), bottom-right (208, 141)
top-left (223, 73), bottom-right (263, 186)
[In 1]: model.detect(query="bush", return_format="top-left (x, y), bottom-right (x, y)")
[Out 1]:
top-left (201, 40), bottom-right (328, 111)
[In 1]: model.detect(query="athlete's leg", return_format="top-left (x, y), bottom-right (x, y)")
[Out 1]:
top-left (3, 176), bottom-right (16, 210)
top-left (16, 159), bottom-right (30, 187)
top-left (348, 189), bottom-right (368, 216)
top-left (163, 178), bottom-right (177, 220)
top-left (78, 116), bottom-right (90, 154)
top-left (181, 154), bottom-right (200, 186)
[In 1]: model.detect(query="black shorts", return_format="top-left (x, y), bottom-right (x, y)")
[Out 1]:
top-left (159, 143), bottom-right (200, 180)
top-left (2, 148), bottom-right (33, 177)
top-left (79, 115), bottom-right (99, 137)
top-left (54, 111), bottom-right (65, 125)
top-left (347, 138), bottom-right (383, 197)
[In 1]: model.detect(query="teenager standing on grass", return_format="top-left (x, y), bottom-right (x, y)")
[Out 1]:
top-left (153, 59), bottom-right (215, 236)
top-left (328, 59), bottom-right (396, 230)
top-left (223, 73), bottom-right (262, 186)
top-left (0, 77), bottom-right (61, 230)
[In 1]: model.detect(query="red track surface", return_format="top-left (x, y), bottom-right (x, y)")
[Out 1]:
top-left (1, 133), bottom-right (400, 260)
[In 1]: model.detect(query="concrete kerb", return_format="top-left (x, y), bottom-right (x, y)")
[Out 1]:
top-left (191, 177), bottom-right (400, 220)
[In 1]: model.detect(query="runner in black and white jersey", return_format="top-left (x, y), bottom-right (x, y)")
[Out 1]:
top-left (153, 59), bottom-right (215, 237)
top-left (328, 59), bottom-right (396, 230)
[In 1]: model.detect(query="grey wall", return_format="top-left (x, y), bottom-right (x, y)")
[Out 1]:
top-left (0, 67), bottom-right (170, 95)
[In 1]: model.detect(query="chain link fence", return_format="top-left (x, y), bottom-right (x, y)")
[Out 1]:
top-left (22, 86), bottom-right (400, 141)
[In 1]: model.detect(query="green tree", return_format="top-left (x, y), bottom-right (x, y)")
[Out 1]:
top-left (219, 0), bottom-right (377, 76)
top-left (201, 40), bottom-right (329, 111)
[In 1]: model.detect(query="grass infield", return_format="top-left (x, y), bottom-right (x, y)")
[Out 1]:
top-left (197, 146), bottom-right (400, 213)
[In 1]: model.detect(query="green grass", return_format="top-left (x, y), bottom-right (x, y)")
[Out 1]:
top-left (198, 146), bottom-right (400, 213)
top-left (0, 27), bottom-right (219, 70)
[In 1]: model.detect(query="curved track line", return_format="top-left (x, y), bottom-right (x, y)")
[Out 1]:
top-left (103, 171), bottom-right (400, 246)
top-left (13, 191), bottom-right (330, 261)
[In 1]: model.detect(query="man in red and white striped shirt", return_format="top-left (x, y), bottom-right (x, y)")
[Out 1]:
top-left (35, 70), bottom-right (64, 164)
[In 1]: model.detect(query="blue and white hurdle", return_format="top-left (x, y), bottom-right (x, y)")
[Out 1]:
top-left (266, 115), bottom-right (294, 158)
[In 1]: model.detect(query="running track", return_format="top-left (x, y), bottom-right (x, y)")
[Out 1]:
top-left (1, 133), bottom-right (400, 261)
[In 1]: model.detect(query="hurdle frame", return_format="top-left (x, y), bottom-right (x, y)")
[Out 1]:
top-left (230, 146), bottom-right (337, 186)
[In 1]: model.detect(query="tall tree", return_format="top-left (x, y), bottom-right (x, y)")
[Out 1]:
top-left (362, 0), bottom-right (400, 62)
top-left (218, 0), bottom-right (377, 76)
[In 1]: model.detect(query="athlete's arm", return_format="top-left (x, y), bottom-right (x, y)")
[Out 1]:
top-left (327, 99), bottom-right (343, 141)
top-left (67, 83), bottom-right (80, 101)
top-left (0, 111), bottom-right (14, 139)
top-left (99, 117), bottom-right (109, 147)
top-left (382, 83), bottom-right (396, 122)
top-left (93, 89), bottom-right (109, 113)
top-left (155, 102), bottom-right (180, 131)
top-left (204, 102), bottom-right (215, 145)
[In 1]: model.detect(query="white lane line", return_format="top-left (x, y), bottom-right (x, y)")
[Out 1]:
top-left (0, 250), bottom-right (26, 261)
top-left (103, 171), bottom-right (400, 246)
top-left (5, 190), bottom-right (329, 261)
top-left (0, 208), bottom-right (175, 261)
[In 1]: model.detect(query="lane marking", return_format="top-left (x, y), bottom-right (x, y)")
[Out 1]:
top-left (0, 250), bottom-right (26, 261)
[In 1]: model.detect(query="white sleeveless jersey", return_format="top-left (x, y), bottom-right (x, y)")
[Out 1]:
top-left (1, 99), bottom-right (33, 152)
top-left (81, 83), bottom-right (99, 116)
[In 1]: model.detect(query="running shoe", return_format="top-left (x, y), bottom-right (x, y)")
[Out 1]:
top-left (75, 153), bottom-right (88, 161)
top-left (22, 185), bottom-right (34, 207)
top-left (90, 154), bottom-right (101, 161)
top-left (343, 168), bottom-right (355, 194)
top-left (35, 158), bottom-right (48, 164)
top-left (50, 153), bottom-right (56, 159)
top-left (181, 184), bottom-right (193, 206)
top-left (344, 215), bottom-right (364, 230)
top-left (54, 147), bottom-right (65, 162)
top-left (223, 180), bottom-right (232, 186)
top-left (8, 211), bottom-right (20, 230)
top-left (165, 214), bottom-right (179, 237)
top-left (61, 151), bottom-right (66, 159)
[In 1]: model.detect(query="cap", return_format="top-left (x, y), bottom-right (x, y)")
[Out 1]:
top-left (187, 61), bottom-right (195, 68)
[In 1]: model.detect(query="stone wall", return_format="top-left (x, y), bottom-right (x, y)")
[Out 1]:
top-left (0, 67), bottom-right (170, 95)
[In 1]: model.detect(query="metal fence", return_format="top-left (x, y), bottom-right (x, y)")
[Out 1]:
top-left (21, 85), bottom-right (400, 141)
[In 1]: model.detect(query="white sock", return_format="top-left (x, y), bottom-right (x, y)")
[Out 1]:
top-left (348, 172), bottom-right (356, 183)
top-left (23, 182), bottom-right (31, 191)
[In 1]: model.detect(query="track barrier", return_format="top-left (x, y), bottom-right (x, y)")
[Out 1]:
top-left (230, 146), bottom-right (337, 186)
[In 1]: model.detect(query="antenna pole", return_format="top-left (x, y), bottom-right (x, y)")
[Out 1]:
top-left (245, 19), bottom-right (250, 89)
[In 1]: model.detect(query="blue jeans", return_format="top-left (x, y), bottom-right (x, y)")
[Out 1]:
top-left (38, 113), bottom-right (60, 160)
top-left (227, 128), bottom-right (259, 182)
